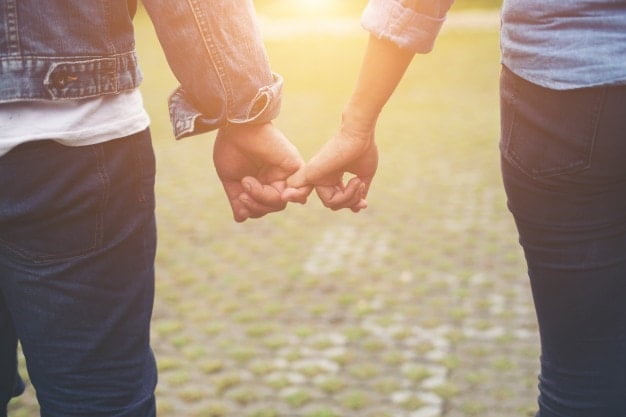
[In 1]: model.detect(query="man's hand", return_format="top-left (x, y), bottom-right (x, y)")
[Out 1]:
top-left (214, 122), bottom-right (312, 222)
top-left (285, 120), bottom-right (378, 212)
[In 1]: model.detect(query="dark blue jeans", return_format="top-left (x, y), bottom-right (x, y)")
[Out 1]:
top-left (500, 66), bottom-right (626, 417)
top-left (0, 130), bottom-right (157, 417)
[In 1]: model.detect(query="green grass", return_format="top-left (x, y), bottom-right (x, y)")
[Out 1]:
top-left (9, 10), bottom-right (540, 417)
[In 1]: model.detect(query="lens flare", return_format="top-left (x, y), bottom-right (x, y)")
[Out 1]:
top-left (295, 0), bottom-right (335, 14)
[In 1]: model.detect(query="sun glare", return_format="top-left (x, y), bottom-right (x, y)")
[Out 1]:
top-left (294, 0), bottom-right (337, 15)
top-left (257, 0), bottom-right (363, 19)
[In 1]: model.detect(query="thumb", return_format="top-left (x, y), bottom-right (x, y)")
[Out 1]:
top-left (286, 166), bottom-right (307, 188)
top-left (300, 134), bottom-right (370, 186)
top-left (283, 167), bottom-right (313, 203)
top-left (221, 179), bottom-right (250, 223)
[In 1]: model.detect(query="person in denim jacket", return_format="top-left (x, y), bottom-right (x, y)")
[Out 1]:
top-left (289, 0), bottom-right (626, 416)
top-left (0, 1), bottom-right (311, 416)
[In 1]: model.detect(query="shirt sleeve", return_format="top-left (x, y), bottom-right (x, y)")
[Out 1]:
top-left (142, 0), bottom-right (282, 139)
top-left (361, 0), bottom-right (455, 54)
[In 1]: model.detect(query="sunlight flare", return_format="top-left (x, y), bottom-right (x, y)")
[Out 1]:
top-left (294, 0), bottom-right (336, 14)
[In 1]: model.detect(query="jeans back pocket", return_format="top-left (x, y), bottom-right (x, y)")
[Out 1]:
top-left (500, 66), bottom-right (606, 179)
top-left (0, 141), bottom-right (108, 264)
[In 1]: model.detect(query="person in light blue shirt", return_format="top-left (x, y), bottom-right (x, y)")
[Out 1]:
top-left (288, 1), bottom-right (626, 416)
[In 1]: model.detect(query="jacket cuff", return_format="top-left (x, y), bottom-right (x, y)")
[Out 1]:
top-left (362, 0), bottom-right (447, 54)
top-left (169, 72), bottom-right (284, 140)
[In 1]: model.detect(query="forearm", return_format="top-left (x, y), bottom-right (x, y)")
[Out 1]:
top-left (142, 0), bottom-right (282, 138)
top-left (342, 35), bottom-right (414, 133)
top-left (345, 0), bottom-right (455, 133)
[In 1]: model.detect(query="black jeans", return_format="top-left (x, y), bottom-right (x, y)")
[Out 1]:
top-left (0, 130), bottom-right (157, 417)
top-left (501, 66), bottom-right (626, 417)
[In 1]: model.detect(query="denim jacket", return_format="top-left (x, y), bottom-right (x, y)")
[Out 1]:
top-left (0, 0), bottom-right (282, 139)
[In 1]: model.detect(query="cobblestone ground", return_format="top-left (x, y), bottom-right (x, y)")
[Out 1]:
top-left (7, 13), bottom-right (540, 417)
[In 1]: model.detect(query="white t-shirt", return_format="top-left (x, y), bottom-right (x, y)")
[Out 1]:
top-left (0, 89), bottom-right (150, 158)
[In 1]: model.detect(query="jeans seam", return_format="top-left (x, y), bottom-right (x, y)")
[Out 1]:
top-left (501, 67), bottom-right (526, 176)
top-left (91, 144), bottom-right (110, 254)
top-left (131, 134), bottom-right (147, 205)
top-left (587, 87), bottom-right (608, 171)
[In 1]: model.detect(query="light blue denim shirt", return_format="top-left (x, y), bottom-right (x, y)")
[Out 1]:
top-left (362, 0), bottom-right (626, 90)
top-left (501, 0), bottom-right (626, 90)
top-left (362, 0), bottom-right (455, 53)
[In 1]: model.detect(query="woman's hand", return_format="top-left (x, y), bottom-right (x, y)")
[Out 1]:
top-left (285, 115), bottom-right (378, 212)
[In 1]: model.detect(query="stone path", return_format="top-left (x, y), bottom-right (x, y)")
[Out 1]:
top-left (6, 155), bottom-right (540, 417)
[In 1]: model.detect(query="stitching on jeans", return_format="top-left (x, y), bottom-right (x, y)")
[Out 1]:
top-left (587, 87), bottom-right (607, 172)
top-left (92, 144), bottom-right (110, 255)
top-left (501, 67), bottom-right (520, 170)
top-left (504, 72), bottom-right (604, 180)
top-left (0, 235), bottom-right (33, 260)
top-left (132, 133), bottom-right (147, 204)
top-left (0, 144), bottom-right (108, 264)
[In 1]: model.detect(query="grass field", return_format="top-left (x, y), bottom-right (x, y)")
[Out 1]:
top-left (8, 8), bottom-right (539, 417)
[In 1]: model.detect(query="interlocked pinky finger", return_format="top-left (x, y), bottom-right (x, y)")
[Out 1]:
top-left (318, 177), bottom-right (363, 210)
top-left (239, 193), bottom-right (284, 218)
top-left (350, 199), bottom-right (368, 213)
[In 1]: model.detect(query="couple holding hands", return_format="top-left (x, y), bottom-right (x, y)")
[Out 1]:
top-left (195, 2), bottom-right (422, 222)
top-left (213, 35), bottom-right (393, 221)
top-left (3, 0), bottom-right (626, 416)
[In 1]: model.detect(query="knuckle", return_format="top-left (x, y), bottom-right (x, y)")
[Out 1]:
top-left (279, 154), bottom-right (301, 173)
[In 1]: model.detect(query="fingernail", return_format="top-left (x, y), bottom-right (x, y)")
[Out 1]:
top-left (243, 181), bottom-right (252, 192)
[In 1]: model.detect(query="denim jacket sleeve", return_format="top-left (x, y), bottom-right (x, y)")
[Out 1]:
top-left (142, 0), bottom-right (282, 139)
top-left (362, 0), bottom-right (455, 53)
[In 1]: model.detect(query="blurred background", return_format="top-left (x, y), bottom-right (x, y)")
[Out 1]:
top-left (10, 1), bottom-right (543, 417)
top-left (253, 0), bottom-right (502, 16)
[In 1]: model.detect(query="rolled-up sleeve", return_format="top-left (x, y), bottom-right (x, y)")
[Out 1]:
top-left (362, 0), bottom-right (455, 54)
top-left (142, 0), bottom-right (282, 139)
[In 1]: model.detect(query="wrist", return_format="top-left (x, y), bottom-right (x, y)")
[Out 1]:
top-left (341, 103), bottom-right (378, 139)
top-left (219, 121), bottom-right (273, 145)
top-left (221, 120), bottom-right (271, 134)
top-left (342, 95), bottom-right (381, 129)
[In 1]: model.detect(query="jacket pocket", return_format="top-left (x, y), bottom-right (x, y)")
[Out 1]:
top-left (500, 66), bottom-right (606, 180)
